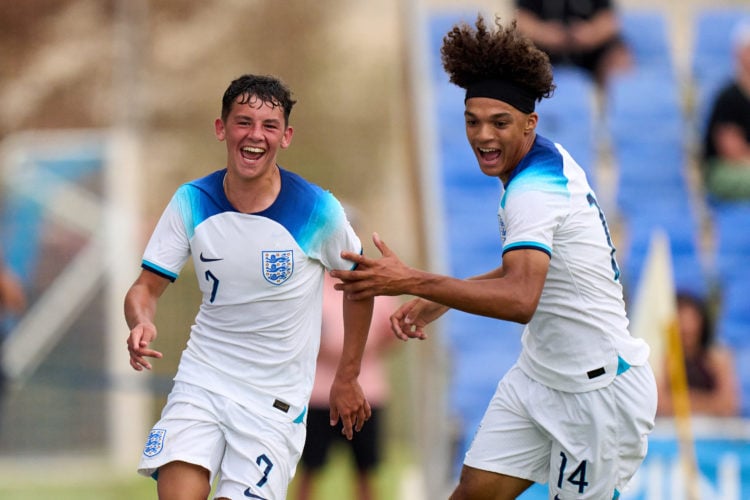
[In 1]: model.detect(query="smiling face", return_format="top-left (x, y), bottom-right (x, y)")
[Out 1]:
top-left (214, 94), bottom-right (293, 182)
top-left (464, 97), bottom-right (537, 183)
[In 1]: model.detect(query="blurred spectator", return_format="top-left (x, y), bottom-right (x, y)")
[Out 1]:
top-left (514, 0), bottom-right (632, 88)
top-left (296, 272), bottom-right (400, 500)
top-left (0, 249), bottom-right (26, 414)
top-left (656, 292), bottom-right (739, 417)
top-left (0, 257), bottom-right (25, 320)
top-left (701, 19), bottom-right (750, 202)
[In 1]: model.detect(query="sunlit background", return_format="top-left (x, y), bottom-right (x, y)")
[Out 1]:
top-left (0, 0), bottom-right (748, 498)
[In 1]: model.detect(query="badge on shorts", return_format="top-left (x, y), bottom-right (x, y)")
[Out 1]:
top-left (262, 250), bottom-right (293, 285)
top-left (143, 428), bottom-right (166, 457)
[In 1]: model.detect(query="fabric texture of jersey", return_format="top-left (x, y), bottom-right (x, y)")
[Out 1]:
top-left (141, 167), bottom-right (362, 419)
top-left (499, 135), bottom-right (650, 392)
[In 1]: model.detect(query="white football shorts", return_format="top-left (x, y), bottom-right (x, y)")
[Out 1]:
top-left (464, 362), bottom-right (657, 499)
top-left (138, 381), bottom-right (306, 500)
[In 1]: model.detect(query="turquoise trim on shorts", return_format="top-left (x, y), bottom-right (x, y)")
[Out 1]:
top-left (293, 406), bottom-right (307, 424)
top-left (616, 356), bottom-right (631, 375)
top-left (613, 487), bottom-right (620, 499)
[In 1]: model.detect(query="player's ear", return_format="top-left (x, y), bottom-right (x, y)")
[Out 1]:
top-left (281, 126), bottom-right (294, 149)
top-left (214, 118), bottom-right (226, 141)
top-left (524, 113), bottom-right (538, 134)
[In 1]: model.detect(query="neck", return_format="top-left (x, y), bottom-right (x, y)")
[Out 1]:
top-left (223, 166), bottom-right (281, 213)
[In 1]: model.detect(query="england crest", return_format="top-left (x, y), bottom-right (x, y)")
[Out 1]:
top-left (262, 250), bottom-right (294, 285)
top-left (143, 428), bottom-right (166, 457)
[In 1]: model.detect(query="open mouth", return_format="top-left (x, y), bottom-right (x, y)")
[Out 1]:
top-left (241, 146), bottom-right (265, 161)
top-left (478, 147), bottom-right (501, 162)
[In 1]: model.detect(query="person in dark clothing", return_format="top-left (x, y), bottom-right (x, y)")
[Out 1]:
top-left (514, 0), bottom-right (632, 87)
top-left (656, 292), bottom-right (739, 417)
top-left (701, 19), bottom-right (750, 202)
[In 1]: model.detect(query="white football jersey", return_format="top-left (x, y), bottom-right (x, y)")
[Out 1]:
top-left (499, 136), bottom-right (650, 393)
top-left (142, 167), bottom-right (361, 421)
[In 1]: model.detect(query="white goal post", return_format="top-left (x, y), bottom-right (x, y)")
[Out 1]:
top-left (0, 128), bottom-right (148, 468)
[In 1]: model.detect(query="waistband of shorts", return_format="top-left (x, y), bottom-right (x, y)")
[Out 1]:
top-left (172, 375), bottom-right (307, 424)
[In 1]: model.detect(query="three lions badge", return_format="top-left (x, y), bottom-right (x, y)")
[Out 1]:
top-left (143, 428), bottom-right (166, 457)
top-left (262, 250), bottom-right (294, 285)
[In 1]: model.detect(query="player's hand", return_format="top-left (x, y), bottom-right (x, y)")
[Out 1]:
top-left (332, 233), bottom-right (411, 300)
top-left (391, 298), bottom-right (449, 341)
top-left (329, 376), bottom-right (371, 440)
top-left (126, 323), bottom-right (163, 371)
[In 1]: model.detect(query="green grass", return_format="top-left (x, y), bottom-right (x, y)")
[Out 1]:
top-left (0, 441), bottom-right (413, 500)
top-left (0, 473), bottom-right (155, 500)
top-left (288, 440), bottom-right (411, 500)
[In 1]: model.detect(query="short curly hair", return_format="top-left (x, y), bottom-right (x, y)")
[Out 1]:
top-left (221, 74), bottom-right (297, 124)
top-left (441, 15), bottom-right (555, 103)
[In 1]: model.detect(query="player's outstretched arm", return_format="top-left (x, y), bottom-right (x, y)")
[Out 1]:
top-left (334, 233), bottom-right (550, 324)
top-left (124, 270), bottom-right (170, 371)
top-left (331, 232), bottom-right (418, 300)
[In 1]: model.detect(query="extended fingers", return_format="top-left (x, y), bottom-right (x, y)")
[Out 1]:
top-left (341, 403), bottom-right (371, 439)
top-left (371, 232), bottom-right (390, 256)
top-left (126, 337), bottom-right (162, 371)
top-left (340, 250), bottom-right (366, 266)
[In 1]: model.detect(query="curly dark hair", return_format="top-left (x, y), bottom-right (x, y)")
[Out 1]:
top-left (441, 15), bottom-right (555, 102)
top-left (221, 74), bottom-right (297, 124)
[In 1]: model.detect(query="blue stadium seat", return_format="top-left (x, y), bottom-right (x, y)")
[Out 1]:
top-left (691, 9), bottom-right (750, 97)
top-left (443, 310), bottom-right (522, 353)
top-left (427, 10), bottom-right (481, 83)
top-left (620, 9), bottom-right (675, 75)
top-left (716, 279), bottom-right (750, 348)
top-left (709, 201), bottom-right (750, 285)
top-left (730, 347), bottom-right (750, 416)
top-left (605, 70), bottom-right (691, 216)
top-left (606, 69), bottom-right (683, 125)
top-left (619, 199), bottom-right (707, 301)
top-left (446, 324), bottom-right (522, 474)
top-left (613, 141), bottom-right (691, 215)
top-left (536, 66), bottom-right (598, 187)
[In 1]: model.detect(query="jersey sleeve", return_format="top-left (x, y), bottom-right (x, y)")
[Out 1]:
top-left (314, 195), bottom-right (362, 272)
top-left (141, 186), bottom-right (193, 281)
top-left (501, 185), bottom-right (568, 258)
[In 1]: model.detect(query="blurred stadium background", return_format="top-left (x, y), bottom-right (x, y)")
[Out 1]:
top-left (0, 0), bottom-right (748, 498)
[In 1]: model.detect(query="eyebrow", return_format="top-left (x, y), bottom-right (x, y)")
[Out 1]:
top-left (464, 110), bottom-right (514, 120)
top-left (232, 114), bottom-right (282, 125)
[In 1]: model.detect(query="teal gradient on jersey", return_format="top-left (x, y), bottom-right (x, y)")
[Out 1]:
top-left (171, 168), bottom-right (346, 258)
top-left (295, 191), bottom-right (342, 256)
top-left (174, 184), bottom-right (203, 240)
top-left (501, 135), bottom-right (569, 209)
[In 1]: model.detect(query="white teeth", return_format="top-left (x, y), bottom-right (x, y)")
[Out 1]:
top-left (242, 146), bottom-right (264, 153)
top-left (479, 148), bottom-right (499, 153)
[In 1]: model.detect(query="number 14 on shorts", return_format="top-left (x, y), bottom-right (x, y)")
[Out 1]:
top-left (557, 451), bottom-right (589, 495)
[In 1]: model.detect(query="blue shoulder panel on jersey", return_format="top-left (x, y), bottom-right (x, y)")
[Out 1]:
top-left (259, 168), bottom-right (342, 255)
top-left (176, 167), bottom-right (341, 255)
top-left (501, 135), bottom-right (569, 209)
top-left (177, 169), bottom-right (233, 239)
top-left (502, 241), bottom-right (552, 257)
